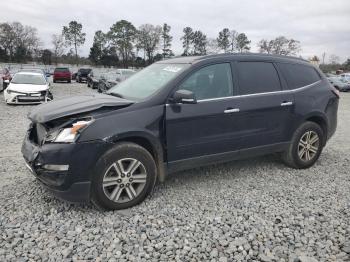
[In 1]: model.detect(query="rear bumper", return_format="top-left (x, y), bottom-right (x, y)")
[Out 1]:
top-left (53, 76), bottom-right (70, 81)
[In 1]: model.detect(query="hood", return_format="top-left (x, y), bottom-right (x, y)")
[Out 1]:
top-left (8, 83), bottom-right (49, 93)
top-left (28, 93), bottom-right (134, 123)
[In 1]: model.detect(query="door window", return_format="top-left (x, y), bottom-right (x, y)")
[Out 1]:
top-left (237, 62), bottom-right (281, 95)
top-left (178, 63), bottom-right (233, 100)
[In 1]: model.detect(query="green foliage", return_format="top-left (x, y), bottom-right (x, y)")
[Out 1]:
top-left (236, 33), bottom-right (251, 53)
top-left (108, 20), bottom-right (136, 68)
top-left (217, 28), bottom-right (230, 53)
top-left (62, 21), bottom-right (86, 65)
top-left (161, 23), bottom-right (174, 58)
top-left (181, 27), bottom-right (194, 56)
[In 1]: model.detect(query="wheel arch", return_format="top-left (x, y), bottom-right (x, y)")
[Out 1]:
top-left (304, 113), bottom-right (328, 144)
top-left (105, 132), bottom-right (167, 182)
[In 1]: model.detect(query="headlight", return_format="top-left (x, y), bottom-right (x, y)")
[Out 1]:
top-left (6, 89), bottom-right (12, 94)
top-left (46, 119), bottom-right (93, 143)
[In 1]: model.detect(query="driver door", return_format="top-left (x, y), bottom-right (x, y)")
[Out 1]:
top-left (165, 63), bottom-right (242, 167)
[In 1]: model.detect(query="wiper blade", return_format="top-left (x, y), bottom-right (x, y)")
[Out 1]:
top-left (108, 92), bottom-right (124, 98)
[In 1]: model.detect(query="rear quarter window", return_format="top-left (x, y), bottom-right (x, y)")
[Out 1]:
top-left (278, 63), bottom-right (320, 90)
top-left (237, 62), bottom-right (281, 95)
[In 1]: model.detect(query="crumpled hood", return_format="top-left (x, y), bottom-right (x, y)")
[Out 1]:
top-left (28, 93), bottom-right (134, 123)
top-left (8, 83), bottom-right (49, 93)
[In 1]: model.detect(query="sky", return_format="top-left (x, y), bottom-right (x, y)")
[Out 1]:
top-left (1, 0), bottom-right (350, 63)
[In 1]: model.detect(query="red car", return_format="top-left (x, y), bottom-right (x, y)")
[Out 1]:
top-left (53, 67), bottom-right (71, 83)
top-left (1, 68), bottom-right (12, 91)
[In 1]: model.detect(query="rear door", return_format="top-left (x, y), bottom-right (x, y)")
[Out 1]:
top-left (232, 61), bottom-right (295, 150)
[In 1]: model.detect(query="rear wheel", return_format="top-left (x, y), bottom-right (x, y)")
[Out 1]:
top-left (91, 142), bottom-right (157, 210)
top-left (282, 121), bottom-right (324, 169)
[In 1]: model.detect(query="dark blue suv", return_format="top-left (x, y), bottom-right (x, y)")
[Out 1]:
top-left (22, 54), bottom-right (339, 210)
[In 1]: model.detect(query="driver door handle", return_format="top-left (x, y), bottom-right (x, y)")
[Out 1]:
top-left (281, 101), bottom-right (293, 106)
top-left (224, 108), bottom-right (240, 113)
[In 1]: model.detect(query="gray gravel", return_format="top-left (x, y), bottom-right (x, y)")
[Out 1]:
top-left (0, 81), bottom-right (349, 261)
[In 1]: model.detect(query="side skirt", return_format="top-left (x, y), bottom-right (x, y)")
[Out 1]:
top-left (167, 142), bottom-right (290, 173)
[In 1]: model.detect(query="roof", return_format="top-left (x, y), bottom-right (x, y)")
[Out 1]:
top-left (157, 53), bottom-right (310, 65)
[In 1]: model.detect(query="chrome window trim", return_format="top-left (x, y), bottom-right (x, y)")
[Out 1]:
top-left (195, 80), bottom-right (322, 103)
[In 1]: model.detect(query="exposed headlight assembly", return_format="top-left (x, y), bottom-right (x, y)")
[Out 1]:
top-left (46, 119), bottom-right (93, 143)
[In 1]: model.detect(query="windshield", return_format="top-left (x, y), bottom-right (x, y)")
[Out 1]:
top-left (11, 73), bottom-right (46, 85)
top-left (108, 63), bottom-right (189, 100)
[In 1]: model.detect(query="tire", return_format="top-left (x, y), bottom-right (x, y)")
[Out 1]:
top-left (53, 79), bottom-right (56, 83)
top-left (87, 82), bottom-right (91, 88)
top-left (91, 142), bottom-right (157, 210)
top-left (282, 121), bottom-right (324, 169)
top-left (68, 80), bottom-right (71, 83)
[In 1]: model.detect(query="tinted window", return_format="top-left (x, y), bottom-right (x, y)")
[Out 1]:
top-left (54, 68), bottom-right (69, 72)
top-left (278, 63), bottom-right (320, 89)
top-left (237, 62), bottom-right (281, 95)
top-left (178, 63), bottom-right (233, 100)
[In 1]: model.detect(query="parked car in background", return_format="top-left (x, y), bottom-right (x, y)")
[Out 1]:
top-left (22, 54), bottom-right (338, 210)
top-left (340, 73), bottom-right (350, 83)
top-left (53, 68), bottom-right (71, 83)
top-left (98, 72), bottom-right (118, 93)
top-left (328, 76), bottom-right (350, 91)
top-left (76, 68), bottom-right (92, 83)
top-left (71, 72), bottom-right (77, 80)
top-left (1, 68), bottom-right (12, 91)
top-left (4, 71), bottom-right (53, 104)
top-left (116, 69), bottom-right (136, 83)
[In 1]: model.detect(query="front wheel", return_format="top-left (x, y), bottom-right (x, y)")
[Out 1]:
top-left (282, 121), bottom-right (324, 169)
top-left (91, 142), bottom-right (157, 210)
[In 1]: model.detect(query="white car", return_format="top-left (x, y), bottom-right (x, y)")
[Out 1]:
top-left (116, 69), bottom-right (136, 82)
top-left (4, 71), bottom-right (53, 105)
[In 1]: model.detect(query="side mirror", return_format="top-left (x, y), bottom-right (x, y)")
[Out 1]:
top-left (4, 79), bottom-right (10, 84)
top-left (172, 89), bottom-right (197, 104)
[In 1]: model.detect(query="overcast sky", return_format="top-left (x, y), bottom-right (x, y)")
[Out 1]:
top-left (2, 0), bottom-right (350, 62)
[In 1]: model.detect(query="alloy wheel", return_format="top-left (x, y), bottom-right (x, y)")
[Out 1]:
top-left (102, 158), bottom-right (147, 203)
top-left (298, 131), bottom-right (320, 162)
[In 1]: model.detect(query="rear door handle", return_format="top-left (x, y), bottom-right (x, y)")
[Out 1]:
top-left (280, 101), bottom-right (293, 106)
top-left (224, 108), bottom-right (240, 113)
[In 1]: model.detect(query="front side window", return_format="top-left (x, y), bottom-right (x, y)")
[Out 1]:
top-left (178, 63), bottom-right (233, 100)
top-left (237, 62), bottom-right (281, 95)
top-left (278, 63), bottom-right (321, 89)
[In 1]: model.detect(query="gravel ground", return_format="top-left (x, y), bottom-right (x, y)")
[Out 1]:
top-left (0, 81), bottom-right (349, 262)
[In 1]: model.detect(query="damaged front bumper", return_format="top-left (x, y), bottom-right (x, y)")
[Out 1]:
top-left (21, 128), bottom-right (112, 203)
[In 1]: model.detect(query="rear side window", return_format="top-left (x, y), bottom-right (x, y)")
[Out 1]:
top-left (278, 63), bottom-right (320, 89)
top-left (237, 62), bottom-right (281, 95)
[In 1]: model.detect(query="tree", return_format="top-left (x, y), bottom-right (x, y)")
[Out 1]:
top-left (217, 28), bottom-right (230, 53)
top-left (89, 30), bottom-right (107, 65)
top-left (258, 39), bottom-right (273, 54)
top-left (136, 24), bottom-right (162, 64)
top-left (192, 30), bottom-right (207, 55)
top-left (51, 34), bottom-right (65, 65)
top-left (235, 33), bottom-right (250, 53)
top-left (62, 21), bottom-right (86, 65)
top-left (181, 27), bottom-right (194, 56)
top-left (229, 30), bottom-right (238, 53)
top-left (310, 55), bottom-right (320, 67)
top-left (161, 23), bottom-right (174, 58)
top-left (329, 54), bottom-right (340, 65)
top-left (41, 49), bottom-right (52, 65)
top-left (344, 58), bottom-right (350, 70)
top-left (108, 20), bottom-right (136, 68)
top-left (206, 38), bottom-right (220, 54)
top-left (258, 36), bottom-right (300, 56)
top-left (0, 22), bottom-right (40, 62)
